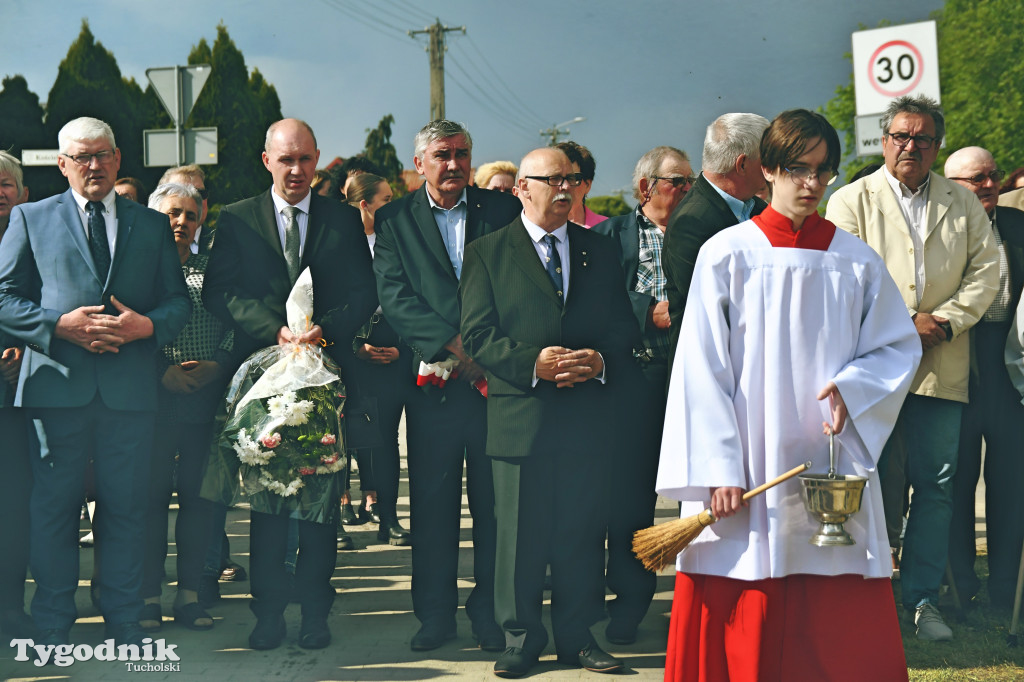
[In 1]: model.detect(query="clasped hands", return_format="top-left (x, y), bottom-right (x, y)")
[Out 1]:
top-left (709, 381), bottom-right (847, 520)
top-left (55, 296), bottom-right (154, 354)
top-left (162, 360), bottom-right (224, 394)
top-left (913, 312), bottom-right (949, 350)
top-left (277, 324), bottom-right (323, 347)
top-left (536, 346), bottom-right (603, 388)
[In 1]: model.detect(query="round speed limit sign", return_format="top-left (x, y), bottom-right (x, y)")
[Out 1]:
top-left (868, 40), bottom-right (923, 97)
top-left (852, 21), bottom-right (940, 116)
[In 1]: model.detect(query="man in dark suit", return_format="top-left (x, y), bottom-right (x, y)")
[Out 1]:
top-left (945, 146), bottom-right (1024, 607)
top-left (662, 113), bottom-right (769, 357)
top-left (461, 147), bottom-right (640, 677)
top-left (591, 145), bottom-right (692, 645)
top-left (202, 118), bottom-right (378, 651)
top-left (0, 117), bottom-right (191, 648)
top-left (373, 120), bottom-right (521, 652)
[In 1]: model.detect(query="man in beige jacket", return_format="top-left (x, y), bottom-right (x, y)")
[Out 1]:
top-left (826, 95), bottom-right (998, 642)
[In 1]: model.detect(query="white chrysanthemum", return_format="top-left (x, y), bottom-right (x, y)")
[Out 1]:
top-left (266, 391), bottom-right (315, 426)
top-left (233, 428), bottom-right (274, 465)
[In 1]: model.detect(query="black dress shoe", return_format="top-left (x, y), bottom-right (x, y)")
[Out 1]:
top-left (377, 520), bottom-right (412, 546)
top-left (494, 646), bottom-right (539, 678)
top-left (559, 641), bottom-right (624, 673)
top-left (410, 623), bottom-right (456, 651)
top-left (0, 609), bottom-right (38, 639)
top-left (219, 560), bottom-right (248, 582)
top-left (337, 527), bottom-right (356, 551)
top-left (106, 621), bottom-right (147, 647)
top-left (34, 629), bottom-right (69, 665)
top-left (299, 616), bottom-right (331, 649)
top-left (472, 623), bottom-right (506, 652)
top-left (340, 503), bottom-right (360, 525)
top-left (365, 502), bottom-right (381, 524)
top-left (249, 615), bottom-right (286, 650)
top-left (605, 618), bottom-right (638, 645)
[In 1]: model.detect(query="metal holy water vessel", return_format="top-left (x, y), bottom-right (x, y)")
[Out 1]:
top-left (798, 431), bottom-right (867, 546)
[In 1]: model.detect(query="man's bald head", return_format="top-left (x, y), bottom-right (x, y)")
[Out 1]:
top-left (945, 146), bottom-right (1001, 214)
top-left (517, 148), bottom-right (574, 231)
top-left (262, 118), bottom-right (320, 204)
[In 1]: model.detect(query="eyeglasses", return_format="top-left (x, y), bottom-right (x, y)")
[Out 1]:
top-left (785, 166), bottom-right (838, 186)
top-left (61, 150), bottom-right (115, 166)
top-left (524, 174), bottom-right (583, 187)
top-left (947, 170), bottom-right (1005, 186)
top-left (653, 175), bottom-right (696, 188)
top-left (884, 132), bottom-right (939, 149)
top-left (195, 186), bottom-right (210, 200)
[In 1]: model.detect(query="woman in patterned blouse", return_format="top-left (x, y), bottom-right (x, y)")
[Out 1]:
top-left (139, 183), bottom-right (235, 632)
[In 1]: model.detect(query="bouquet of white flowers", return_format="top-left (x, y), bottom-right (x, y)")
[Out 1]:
top-left (202, 268), bottom-right (346, 523)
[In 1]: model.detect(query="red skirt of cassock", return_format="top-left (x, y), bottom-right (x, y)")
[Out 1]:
top-left (664, 572), bottom-right (908, 682)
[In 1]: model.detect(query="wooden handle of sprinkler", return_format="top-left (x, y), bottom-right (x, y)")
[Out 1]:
top-left (739, 461), bottom-right (812, 502)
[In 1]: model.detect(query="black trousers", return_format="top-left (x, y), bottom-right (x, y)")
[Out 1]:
top-left (0, 408), bottom-right (31, 612)
top-left (141, 420), bottom-right (216, 597)
top-left (249, 511), bottom-right (336, 620)
top-left (405, 380), bottom-right (496, 630)
top-left (351, 358), bottom-right (409, 524)
top-left (493, 444), bottom-right (608, 658)
top-left (606, 360), bottom-right (666, 627)
top-left (949, 320), bottom-right (1024, 602)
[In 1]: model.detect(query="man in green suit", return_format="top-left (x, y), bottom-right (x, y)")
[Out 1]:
top-left (461, 147), bottom-right (640, 678)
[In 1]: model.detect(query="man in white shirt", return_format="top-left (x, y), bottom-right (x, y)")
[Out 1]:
top-left (826, 96), bottom-right (999, 641)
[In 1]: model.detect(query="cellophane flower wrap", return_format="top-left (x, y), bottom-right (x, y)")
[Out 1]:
top-left (202, 268), bottom-right (346, 524)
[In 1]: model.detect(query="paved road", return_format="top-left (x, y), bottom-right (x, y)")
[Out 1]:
top-left (0, 423), bottom-right (676, 682)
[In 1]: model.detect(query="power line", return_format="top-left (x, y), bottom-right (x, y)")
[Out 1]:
top-left (445, 62), bottom-right (536, 136)
top-left (464, 35), bottom-right (548, 126)
top-left (388, 0), bottom-right (436, 24)
top-left (318, 0), bottom-right (411, 48)
top-left (376, 0), bottom-right (432, 28)
top-left (449, 42), bottom-right (547, 130)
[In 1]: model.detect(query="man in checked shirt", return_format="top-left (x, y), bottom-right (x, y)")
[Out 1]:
top-left (592, 145), bottom-right (694, 645)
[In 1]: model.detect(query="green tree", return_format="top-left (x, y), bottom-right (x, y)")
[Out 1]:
top-left (187, 24), bottom-right (283, 206)
top-left (823, 2), bottom-right (1024, 180)
top-left (0, 75), bottom-right (62, 198)
top-left (587, 194), bottom-right (631, 217)
top-left (938, 0), bottom-right (1024, 168)
top-left (363, 114), bottom-right (404, 191)
top-left (44, 21), bottom-right (159, 189)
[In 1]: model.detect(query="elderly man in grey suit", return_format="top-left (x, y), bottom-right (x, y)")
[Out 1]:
top-left (0, 117), bottom-right (190, 649)
top-left (826, 96), bottom-right (998, 642)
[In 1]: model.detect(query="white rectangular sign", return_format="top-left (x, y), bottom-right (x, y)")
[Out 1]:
top-left (855, 114), bottom-right (885, 156)
top-left (852, 21), bottom-right (940, 116)
top-left (21, 149), bottom-right (60, 166)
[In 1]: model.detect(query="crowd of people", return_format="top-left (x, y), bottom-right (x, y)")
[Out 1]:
top-left (1, 94), bottom-right (1024, 680)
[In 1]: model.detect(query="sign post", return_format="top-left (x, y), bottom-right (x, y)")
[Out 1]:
top-left (145, 64), bottom-right (216, 167)
top-left (851, 21), bottom-right (940, 156)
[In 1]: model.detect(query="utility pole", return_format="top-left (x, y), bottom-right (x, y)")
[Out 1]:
top-left (541, 116), bottom-right (587, 144)
top-left (409, 19), bottom-right (465, 121)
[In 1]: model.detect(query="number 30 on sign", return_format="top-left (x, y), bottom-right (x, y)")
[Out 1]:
top-left (852, 21), bottom-right (941, 117)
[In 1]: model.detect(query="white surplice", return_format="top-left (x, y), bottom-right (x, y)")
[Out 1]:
top-left (656, 221), bottom-right (922, 580)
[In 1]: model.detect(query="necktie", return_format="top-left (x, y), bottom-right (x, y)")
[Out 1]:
top-left (543, 234), bottom-right (563, 303)
top-left (282, 205), bottom-right (301, 283)
top-left (86, 200), bottom-right (111, 281)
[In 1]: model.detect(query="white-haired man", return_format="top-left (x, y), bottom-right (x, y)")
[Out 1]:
top-left (945, 146), bottom-right (1024, 610)
top-left (0, 117), bottom-right (191, 650)
top-left (662, 113), bottom-right (770, 360)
